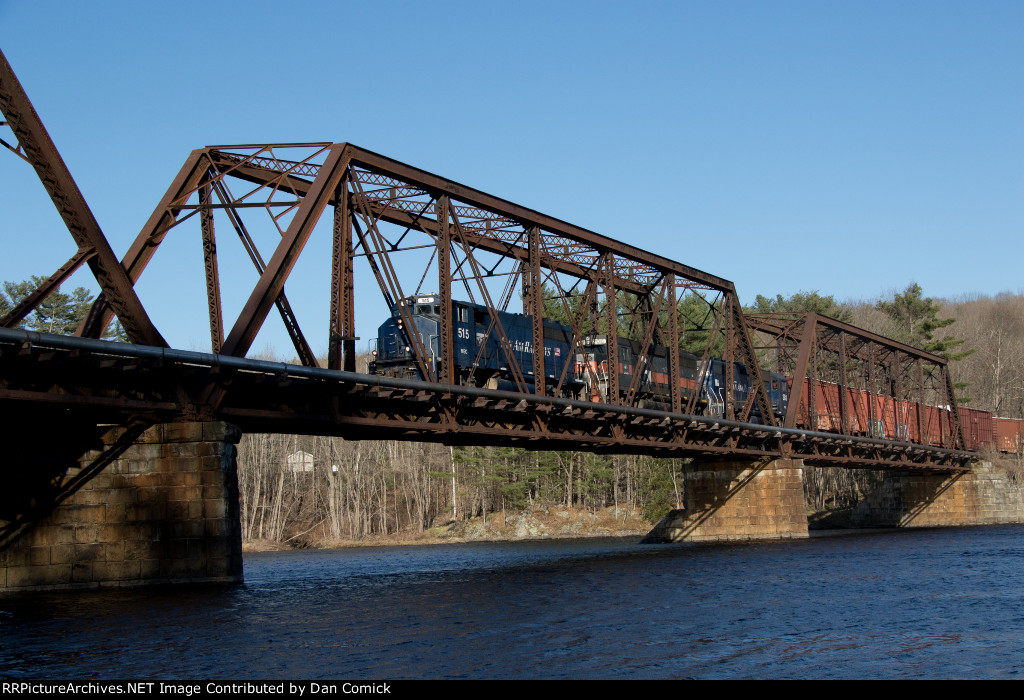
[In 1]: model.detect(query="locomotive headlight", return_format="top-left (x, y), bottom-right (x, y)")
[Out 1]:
top-left (405, 346), bottom-right (410, 352)
top-left (371, 350), bottom-right (377, 356)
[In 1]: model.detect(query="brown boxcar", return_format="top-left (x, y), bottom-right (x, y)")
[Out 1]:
top-left (958, 407), bottom-right (994, 451)
top-left (780, 377), bottom-right (1024, 454)
top-left (923, 404), bottom-right (954, 448)
top-left (788, 378), bottom-right (853, 433)
top-left (993, 417), bottom-right (1024, 453)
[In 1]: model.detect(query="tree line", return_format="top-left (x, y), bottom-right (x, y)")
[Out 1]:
top-left (236, 433), bottom-right (685, 544)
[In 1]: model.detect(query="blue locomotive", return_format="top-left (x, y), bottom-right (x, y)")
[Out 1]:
top-left (370, 295), bottom-right (583, 396)
top-left (573, 336), bottom-right (787, 421)
top-left (370, 295), bottom-right (788, 419)
top-left (574, 334), bottom-right (700, 407)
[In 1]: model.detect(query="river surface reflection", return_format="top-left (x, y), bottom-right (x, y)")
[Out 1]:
top-left (2, 525), bottom-right (1023, 679)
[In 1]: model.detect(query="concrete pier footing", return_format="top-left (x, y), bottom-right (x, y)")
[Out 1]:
top-left (0, 422), bottom-right (243, 592)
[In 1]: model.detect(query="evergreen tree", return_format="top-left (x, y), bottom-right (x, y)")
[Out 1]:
top-left (876, 283), bottom-right (972, 360)
top-left (638, 456), bottom-right (676, 522)
top-left (579, 453), bottom-right (614, 513)
top-left (2, 278), bottom-right (34, 323)
top-left (540, 285), bottom-right (591, 332)
top-left (105, 319), bottom-right (130, 343)
top-left (541, 284), bottom-right (723, 357)
top-left (1, 276), bottom-right (97, 336)
top-left (748, 290), bottom-right (853, 323)
top-left (539, 285), bottom-right (630, 337)
top-left (876, 283), bottom-right (973, 402)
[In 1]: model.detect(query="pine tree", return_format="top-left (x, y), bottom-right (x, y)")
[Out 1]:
top-left (876, 283), bottom-right (974, 403)
top-left (876, 283), bottom-right (972, 360)
top-left (1, 276), bottom-right (97, 336)
top-left (748, 290), bottom-right (853, 323)
top-left (676, 292), bottom-right (722, 356)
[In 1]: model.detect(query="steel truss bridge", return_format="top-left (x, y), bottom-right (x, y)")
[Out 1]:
top-left (0, 47), bottom-right (971, 504)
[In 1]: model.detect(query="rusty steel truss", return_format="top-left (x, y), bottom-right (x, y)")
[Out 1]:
top-left (99, 140), bottom-right (777, 423)
top-left (0, 48), bottom-right (972, 473)
top-left (747, 312), bottom-right (966, 451)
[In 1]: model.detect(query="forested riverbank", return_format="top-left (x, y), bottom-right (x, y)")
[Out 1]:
top-left (238, 435), bottom-right (670, 548)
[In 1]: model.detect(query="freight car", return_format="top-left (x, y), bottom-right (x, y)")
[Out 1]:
top-left (785, 377), bottom-right (1024, 454)
top-left (993, 417), bottom-right (1024, 453)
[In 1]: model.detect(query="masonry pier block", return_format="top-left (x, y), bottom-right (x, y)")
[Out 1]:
top-left (851, 461), bottom-right (1024, 528)
top-left (642, 458), bottom-right (808, 543)
top-left (1, 421), bottom-right (243, 592)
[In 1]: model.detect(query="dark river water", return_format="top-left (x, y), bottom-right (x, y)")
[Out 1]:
top-left (2, 525), bottom-right (1023, 679)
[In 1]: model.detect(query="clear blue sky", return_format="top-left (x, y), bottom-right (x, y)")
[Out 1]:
top-left (2, 1), bottom-right (1021, 356)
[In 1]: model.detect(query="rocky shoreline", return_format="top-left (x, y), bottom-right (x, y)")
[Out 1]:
top-left (243, 505), bottom-right (651, 552)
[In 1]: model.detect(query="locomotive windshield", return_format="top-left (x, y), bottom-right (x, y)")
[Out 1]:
top-left (414, 304), bottom-right (440, 317)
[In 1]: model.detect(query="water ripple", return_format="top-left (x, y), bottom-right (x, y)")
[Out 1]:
top-left (2, 527), bottom-right (1024, 678)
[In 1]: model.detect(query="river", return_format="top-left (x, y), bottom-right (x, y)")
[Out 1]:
top-left (2, 525), bottom-right (1023, 679)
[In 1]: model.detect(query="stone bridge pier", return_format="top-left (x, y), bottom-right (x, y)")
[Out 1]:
top-left (642, 458), bottom-right (809, 543)
top-left (0, 422), bottom-right (243, 592)
top-left (850, 461), bottom-right (1024, 527)
top-left (642, 457), bottom-right (1024, 544)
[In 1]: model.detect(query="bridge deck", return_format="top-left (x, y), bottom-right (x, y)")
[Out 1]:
top-left (0, 328), bottom-right (972, 472)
